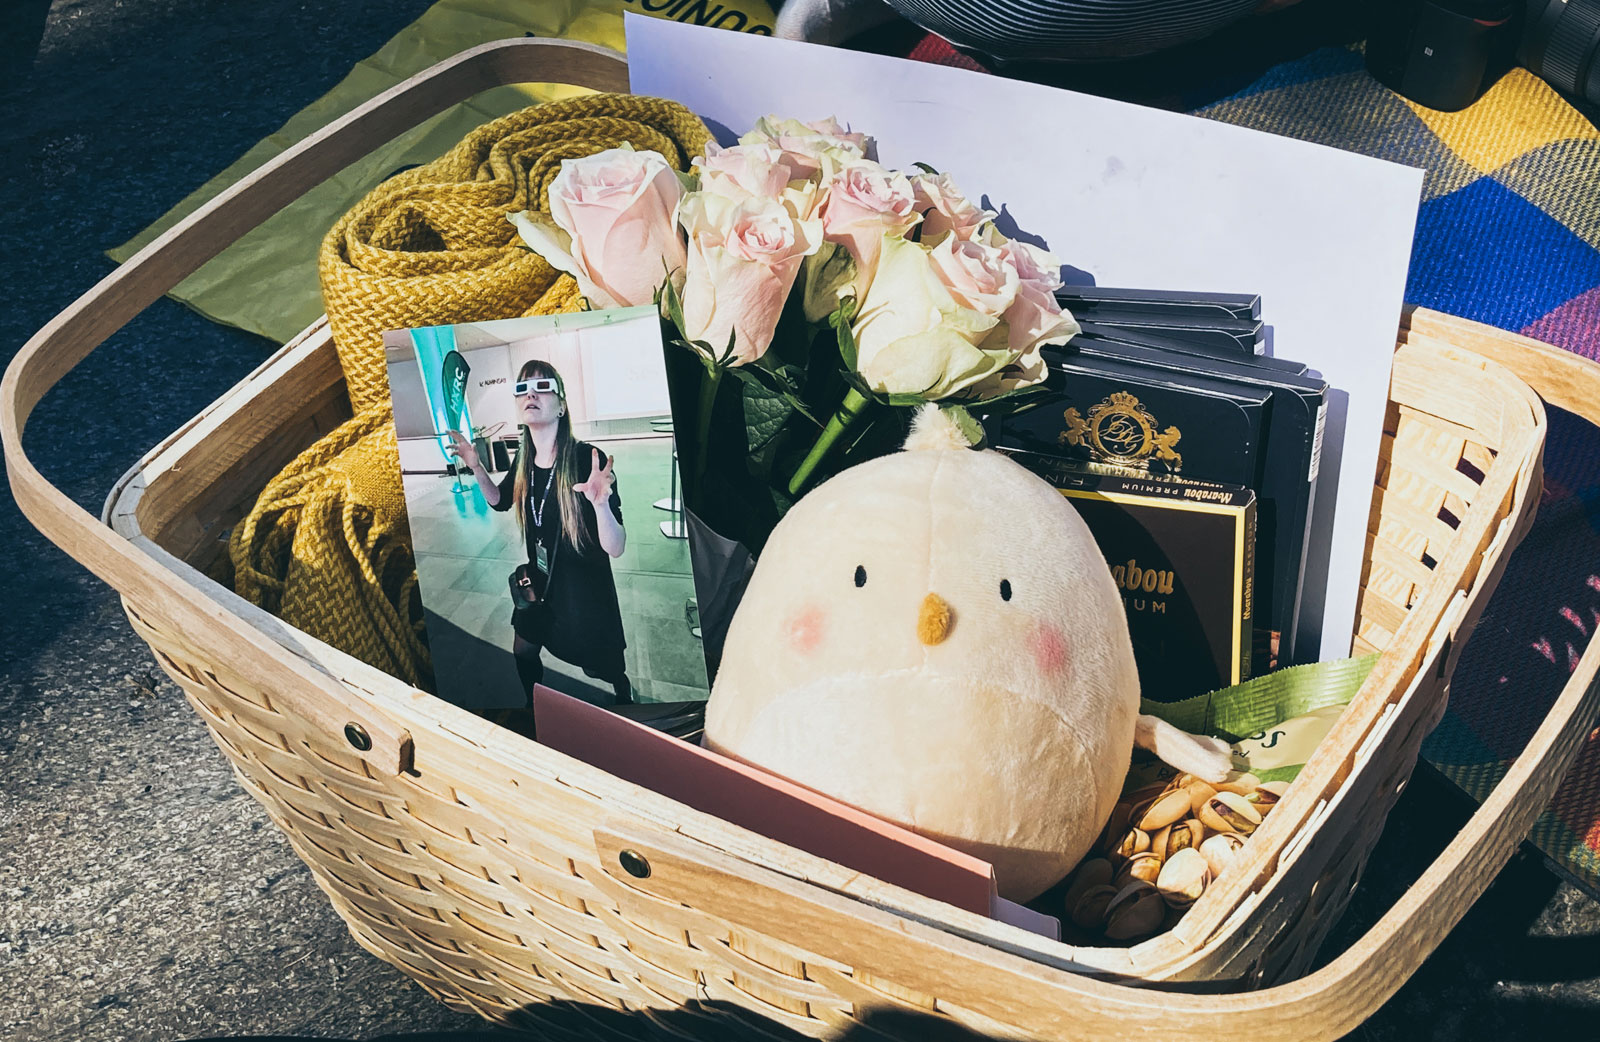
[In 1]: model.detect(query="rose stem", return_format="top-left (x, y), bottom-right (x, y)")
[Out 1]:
top-left (691, 363), bottom-right (723, 501)
top-left (786, 386), bottom-right (871, 496)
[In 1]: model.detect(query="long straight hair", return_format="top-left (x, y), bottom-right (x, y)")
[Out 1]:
top-left (511, 359), bottom-right (589, 552)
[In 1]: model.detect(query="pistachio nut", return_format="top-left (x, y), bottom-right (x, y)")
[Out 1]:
top-left (1244, 787), bottom-right (1281, 812)
top-left (1156, 847), bottom-right (1212, 908)
top-left (1185, 780), bottom-right (1219, 816)
top-left (1147, 825), bottom-right (1171, 862)
top-left (1199, 791), bottom-right (1263, 835)
top-left (1070, 883), bottom-right (1119, 929)
top-left (1137, 788), bottom-right (1193, 831)
top-left (1114, 827), bottom-right (1151, 860)
top-left (1163, 818), bottom-right (1205, 859)
top-left (1104, 882), bottom-right (1167, 941)
top-left (1115, 852), bottom-right (1165, 889)
top-left (1199, 832), bottom-right (1246, 876)
top-left (1258, 780), bottom-right (1292, 799)
top-left (1062, 858), bottom-right (1115, 912)
top-left (1216, 772), bottom-right (1262, 796)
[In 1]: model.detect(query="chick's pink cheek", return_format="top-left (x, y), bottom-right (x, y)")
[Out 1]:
top-left (786, 607), bottom-right (827, 655)
top-left (1029, 622), bottom-right (1070, 677)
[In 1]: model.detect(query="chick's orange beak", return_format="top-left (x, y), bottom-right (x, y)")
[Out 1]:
top-left (917, 593), bottom-right (953, 646)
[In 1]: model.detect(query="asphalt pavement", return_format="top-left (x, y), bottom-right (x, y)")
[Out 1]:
top-left (1, 2), bottom-right (1597, 1041)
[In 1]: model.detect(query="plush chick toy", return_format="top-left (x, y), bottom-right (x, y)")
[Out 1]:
top-left (704, 406), bottom-right (1232, 901)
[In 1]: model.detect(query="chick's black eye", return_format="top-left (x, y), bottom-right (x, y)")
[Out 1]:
top-left (854, 565), bottom-right (867, 588)
top-left (1000, 579), bottom-right (1012, 602)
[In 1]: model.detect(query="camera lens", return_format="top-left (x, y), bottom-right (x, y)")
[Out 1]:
top-left (1520, 0), bottom-right (1600, 103)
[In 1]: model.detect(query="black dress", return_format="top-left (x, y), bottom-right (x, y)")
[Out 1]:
top-left (492, 441), bottom-right (628, 696)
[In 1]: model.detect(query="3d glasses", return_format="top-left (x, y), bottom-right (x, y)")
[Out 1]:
top-left (513, 377), bottom-right (562, 397)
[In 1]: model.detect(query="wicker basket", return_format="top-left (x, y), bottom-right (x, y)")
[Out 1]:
top-left (7, 38), bottom-right (1600, 1042)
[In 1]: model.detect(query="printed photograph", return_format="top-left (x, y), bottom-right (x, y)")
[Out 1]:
top-left (384, 306), bottom-right (709, 711)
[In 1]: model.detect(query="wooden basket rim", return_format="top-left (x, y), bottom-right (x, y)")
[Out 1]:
top-left (0, 35), bottom-right (1593, 1038)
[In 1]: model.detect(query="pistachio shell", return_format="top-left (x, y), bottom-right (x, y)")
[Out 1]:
top-left (1185, 780), bottom-right (1219, 816)
top-left (1115, 852), bottom-right (1165, 889)
top-left (1138, 788), bottom-right (1193, 831)
top-left (1164, 819), bottom-right (1205, 859)
top-left (1115, 828), bottom-right (1151, 860)
top-left (1199, 791), bottom-right (1263, 835)
top-left (1104, 882), bottom-right (1166, 941)
top-left (1062, 858), bottom-right (1114, 912)
top-left (1199, 832), bottom-right (1245, 876)
top-left (1259, 779), bottom-right (1292, 798)
top-left (1244, 787), bottom-right (1280, 812)
top-left (1216, 772), bottom-right (1262, 796)
top-left (1156, 848), bottom-right (1212, 908)
top-left (1147, 825), bottom-right (1171, 861)
top-left (1070, 883), bottom-right (1119, 929)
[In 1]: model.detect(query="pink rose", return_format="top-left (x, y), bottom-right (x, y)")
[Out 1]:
top-left (677, 192), bottom-right (823, 365)
top-left (928, 235), bottom-right (1019, 318)
top-left (510, 147), bottom-right (685, 309)
top-left (695, 142), bottom-right (792, 202)
top-left (818, 160), bottom-right (919, 302)
top-left (848, 233), bottom-right (1069, 400)
top-left (910, 171), bottom-right (994, 244)
top-left (739, 115), bottom-right (869, 182)
top-left (1000, 239), bottom-right (1079, 353)
top-left (695, 141), bottom-right (822, 222)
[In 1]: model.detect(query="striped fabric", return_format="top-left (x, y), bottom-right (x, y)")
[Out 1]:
top-left (888, 0), bottom-right (1263, 60)
top-left (902, 35), bottom-right (1600, 895)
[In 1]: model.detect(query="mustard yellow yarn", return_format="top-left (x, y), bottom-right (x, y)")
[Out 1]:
top-left (229, 94), bottom-right (712, 688)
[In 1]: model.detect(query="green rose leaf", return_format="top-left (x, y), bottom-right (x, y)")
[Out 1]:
top-left (739, 374), bottom-right (794, 453)
top-left (661, 274), bottom-right (689, 343)
top-left (829, 295), bottom-right (860, 371)
top-left (730, 360), bottom-right (821, 428)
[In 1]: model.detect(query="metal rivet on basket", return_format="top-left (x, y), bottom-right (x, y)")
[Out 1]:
top-left (619, 849), bottom-right (651, 879)
top-left (344, 723), bottom-right (372, 752)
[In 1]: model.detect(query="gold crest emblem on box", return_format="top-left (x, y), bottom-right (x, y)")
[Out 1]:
top-left (1060, 390), bottom-right (1184, 470)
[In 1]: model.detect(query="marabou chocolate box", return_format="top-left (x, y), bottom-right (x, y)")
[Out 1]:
top-left (1002, 451), bottom-right (1257, 703)
top-left (1068, 333), bottom-right (1328, 670)
top-left (993, 352), bottom-right (1269, 489)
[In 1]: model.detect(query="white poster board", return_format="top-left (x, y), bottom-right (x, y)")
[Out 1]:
top-left (627, 15), bottom-right (1424, 661)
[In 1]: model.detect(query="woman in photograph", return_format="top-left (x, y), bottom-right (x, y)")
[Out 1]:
top-left (448, 359), bottom-right (634, 706)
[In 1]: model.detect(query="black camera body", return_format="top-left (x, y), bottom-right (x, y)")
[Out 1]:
top-left (1366, 1), bottom-right (1519, 111)
top-left (1368, 0), bottom-right (1600, 111)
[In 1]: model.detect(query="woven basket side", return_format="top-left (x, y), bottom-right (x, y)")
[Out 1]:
top-left (1112, 336), bottom-right (1545, 986)
top-left (1354, 341), bottom-right (1538, 656)
top-left (124, 592), bottom-right (953, 1038)
top-left (108, 320), bottom-right (1545, 1039)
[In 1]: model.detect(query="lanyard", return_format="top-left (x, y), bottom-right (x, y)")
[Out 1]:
top-left (530, 465), bottom-right (555, 530)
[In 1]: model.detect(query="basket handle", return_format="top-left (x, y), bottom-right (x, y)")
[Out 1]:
top-left (0, 38), bottom-right (629, 774)
top-left (594, 316), bottom-right (1600, 1041)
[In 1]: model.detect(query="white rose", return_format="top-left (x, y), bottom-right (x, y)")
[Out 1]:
top-left (676, 192), bottom-right (823, 366)
top-left (851, 234), bottom-right (1020, 399)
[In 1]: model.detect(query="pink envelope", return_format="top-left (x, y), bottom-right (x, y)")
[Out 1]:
top-left (533, 687), bottom-right (1058, 938)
